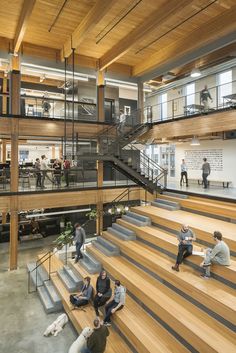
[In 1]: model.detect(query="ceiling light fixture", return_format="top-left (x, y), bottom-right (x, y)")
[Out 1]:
top-left (190, 136), bottom-right (200, 146)
top-left (190, 68), bottom-right (201, 78)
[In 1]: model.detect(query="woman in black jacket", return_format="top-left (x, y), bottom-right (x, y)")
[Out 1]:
top-left (93, 270), bottom-right (112, 316)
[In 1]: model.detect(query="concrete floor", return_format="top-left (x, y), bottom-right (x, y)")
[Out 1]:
top-left (0, 236), bottom-right (77, 353)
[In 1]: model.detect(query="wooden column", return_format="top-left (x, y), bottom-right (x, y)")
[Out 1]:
top-left (97, 70), bottom-right (105, 123)
top-left (96, 160), bottom-right (103, 235)
top-left (2, 212), bottom-right (7, 225)
top-left (2, 77), bottom-right (8, 114)
top-left (1, 139), bottom-right (7, 163)
top-left (138, 81), bottom-right (144, 124)
top-left (9, 57), bottom-right (20, 270)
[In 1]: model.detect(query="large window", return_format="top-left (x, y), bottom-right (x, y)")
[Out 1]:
top-left (161, 93), bottom-right (167, 120)
top-left (218, 70), bottom-right (232, 105)
top-left (186, 83), bottom-right (195, 106)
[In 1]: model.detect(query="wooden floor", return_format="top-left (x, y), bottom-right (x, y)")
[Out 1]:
top-left (131, 205), bottom-right (236, 253)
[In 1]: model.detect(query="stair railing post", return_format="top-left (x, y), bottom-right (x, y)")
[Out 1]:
top-left (49, 252), bottom-right (51, 280)
top-left (35, 266), bottom-right (38, 292)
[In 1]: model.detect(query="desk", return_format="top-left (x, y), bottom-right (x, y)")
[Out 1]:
top-left (223, 94), bottom-right (236, 107)
top-left (184, 104), bottom-right (205, 115)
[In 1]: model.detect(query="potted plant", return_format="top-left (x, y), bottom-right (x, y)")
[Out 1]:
top-left (86, 208), bottom-right (98, 220)
top-left (54, 222), bottom-right (74, 264)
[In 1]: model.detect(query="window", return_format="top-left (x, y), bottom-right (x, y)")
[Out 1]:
top-left (161, 93), bottom-right (167, 120)
top-left (186, 83), bottom-right (195, 106)
top-left (218, 70), bottom-right (232, 105)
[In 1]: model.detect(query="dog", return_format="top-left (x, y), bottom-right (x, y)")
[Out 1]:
top-left (68, 327), bottom-right (93, 353)
top-left (44, 313), bottom-right (68, 337)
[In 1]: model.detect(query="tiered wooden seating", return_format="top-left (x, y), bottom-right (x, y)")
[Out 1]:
top-left (87, 245), bottom-right (236, 353)
top-left (117, 219), bottom-right (236, 286)
top-left (71, 262), bottom-right (189, 353)
top-left (38, 254), bottom-right (131, 353)
top-left (158, 194), bottom-right (236, 220)
top-left (131, 206), bottom-right (236, 253)
top-left (102, 230), bottom-right (236, 326)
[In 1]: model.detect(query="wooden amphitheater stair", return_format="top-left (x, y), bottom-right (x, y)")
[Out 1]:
top-left (117, 219), bottom-right (236, 286)
top-left (87, 245), bottom-right (236, 353)
top-left (38, 254), bottom-right (131, 353)
top-left (131, 206), bottom-right (236, 253)
top-left (102, 230), bottom-right (236, 327)
top-left (158, 194), bottom-right (236, 220)
top-left (70, 261), bottom-right (189, 353)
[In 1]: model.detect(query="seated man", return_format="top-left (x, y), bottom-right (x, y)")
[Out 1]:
top-left (104, 280), bottom-right (126, 326)
top-left (94, 270), bottom-right (112, 317)
top-left (82, 317), bottom-right (109, 353)
top-left (70, 277), bottom-right (93, 308)
top-left (172, 224), bottom-right (196, 272)
top-left (200, 231), bottom-right (230, 279)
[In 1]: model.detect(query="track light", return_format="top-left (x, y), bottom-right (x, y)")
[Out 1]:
top-left (190, 136), bottom-right (200, 146)
top-left (190, 68), bottom-right (201, 78)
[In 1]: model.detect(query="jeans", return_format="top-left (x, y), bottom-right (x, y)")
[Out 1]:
top-left (176, 243), bottom-right (193, 265)
top-left (70, 295), bottom-right (88, 307)
top-left (180, 171), bottom-right (188, 186)
top-left (41, 171), bottom-right (53, 187)
top-left (76, 242), bottom-right (83, 260)
top-left (36, 172), bottom-right (41, 187)
top-left (203, 248), bottom-right (221, 276)
top-left (94, 294), bottom-right (111, 316)
top-left (64, 169), bottom-right (70, 187)
top-left (81, 348), bottom-right (92, 353)
top-left (202, 173), bottom-right (209, 188)
top-left (104, 300), bottom-right (124, 323)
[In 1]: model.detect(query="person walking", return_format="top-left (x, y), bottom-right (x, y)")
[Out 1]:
top-left (180, 159), bottom-right (188, 187)
top-left (172, 224), bottom-right (196, 272)
top-left (35, 158), bottom-right (41, 188)
top-left (202, 158), bottom-right (211, 189)
top-left (200, 85), bottom-right (213, 111)
top-left (74, 223), bottom-right (86, 263)
top-left (118, 109), bottom-right (126, 135)
top-left (200, 231), bottom-right (230, 279)
top-left (40, 155), bottom-right (53, 188)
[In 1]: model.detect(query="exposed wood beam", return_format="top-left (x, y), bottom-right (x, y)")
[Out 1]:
top-left (62, 0), bottom-right (117, 59)
top-left (133, 5), bottom-right (236, 77)
top-left (99, 0), bottom-right (193, 71)
top-left (13, 0), bottom-right (36, 54)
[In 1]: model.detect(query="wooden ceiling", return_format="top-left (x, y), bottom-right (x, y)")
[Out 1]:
top-left (0, 0), bottom-right (235, 80)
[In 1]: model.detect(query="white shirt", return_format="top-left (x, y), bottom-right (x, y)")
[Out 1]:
top-left (40, 159), bottom-right (48, 171)
top-left (181, 163), bottom-right (187, 172)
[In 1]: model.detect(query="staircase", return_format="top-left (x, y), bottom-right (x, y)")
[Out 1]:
top-left (79, 116), bottom-right (167, 194)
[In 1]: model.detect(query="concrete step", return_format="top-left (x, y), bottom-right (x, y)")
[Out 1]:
top-left (37, 285), bottom-right (58, 314)
top-left (163, 191), bottom-right (188, 199)
top-left (63, 265), bottom-right (83, 290)
top-left (112, 223), bottom-right (136, 239)
top-left (151, 200), bottom-right (180, 211)
top-left (80, 251), bottom-right (102, 274)
top-left (57, 268), bottom-right (78, 293)
top-left (126, 211), bottom-right (151, 225)
top-left (27, 262), bottom-right (49, 287)
top-left (107, 227), bottom-right (136, 241)
top-left (44, 280), bottom-right (63, 309)
top-left (93, 237), bottom-right (120, 257)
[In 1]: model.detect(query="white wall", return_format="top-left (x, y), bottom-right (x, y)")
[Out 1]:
top-left (6, 145), bottom-right (60, 162)
top-left (174, 139), bottom-right (236, 186)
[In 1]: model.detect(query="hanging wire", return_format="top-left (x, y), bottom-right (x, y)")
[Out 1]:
top-left (72, 48), bottom-right (75, 161)
top-left (64, 57), bottom-right (67, 159)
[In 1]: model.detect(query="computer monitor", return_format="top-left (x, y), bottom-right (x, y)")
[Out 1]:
top-left (24, 162), bottom-right (33, 167)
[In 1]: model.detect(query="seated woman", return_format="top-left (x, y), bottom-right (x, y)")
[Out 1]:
top-left (93, 270), bottom-right (112, 316)
top-left (70, 277), bottom-right (93, 308)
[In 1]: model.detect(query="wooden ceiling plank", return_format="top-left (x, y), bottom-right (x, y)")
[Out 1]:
top-left (133, 5), bottom-right (236, 77)
top-left (99, 0), bottom-right (194, 71)
top-left (13, 0), bottom-right (36, 53)
top-left (62, 0), bottom-right (117, 59)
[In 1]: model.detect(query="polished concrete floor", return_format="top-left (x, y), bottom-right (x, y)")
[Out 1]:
top-left (167, 180), bottom-right (236, 201)
top-left (0, 236), bottom-right (77, 353)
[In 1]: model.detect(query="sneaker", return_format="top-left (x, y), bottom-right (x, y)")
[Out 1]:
top-left (200, 274), bottom-right (210, 279)
top-left (202, 262), bottom-right (211, 267)
top-left (104, 322), bottom-right (111, 327)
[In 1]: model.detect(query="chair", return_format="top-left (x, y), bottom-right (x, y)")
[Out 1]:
top-left (20, 170), bottom-right (31, 189)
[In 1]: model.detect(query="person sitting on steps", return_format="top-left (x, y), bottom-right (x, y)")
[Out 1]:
top-left (200, 231), bottom-right (230, 279)
top-left (70, 276), bottom-right (93, 309)
top-left (93, 270), bottom-right (112, 317)
top-left (172, 224), bottom-right (196, 272)
top-left (103, 280), bottom-right (126, 326)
